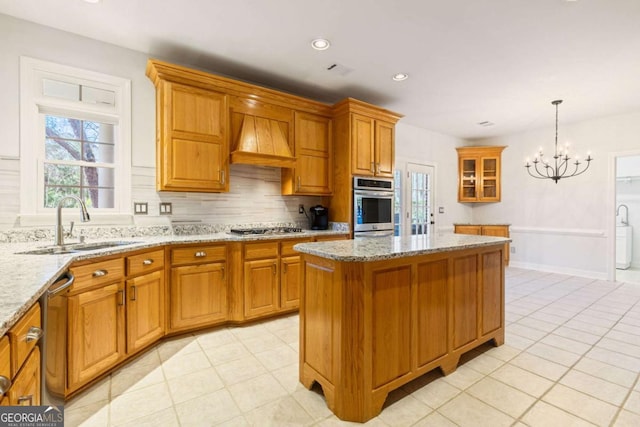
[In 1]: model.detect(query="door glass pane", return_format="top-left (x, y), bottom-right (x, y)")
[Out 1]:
top-left (410, 170), bottom-right (431, 236)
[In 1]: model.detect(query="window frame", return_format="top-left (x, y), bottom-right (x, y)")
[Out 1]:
top-left (19, 57), bottom-right (132, 225)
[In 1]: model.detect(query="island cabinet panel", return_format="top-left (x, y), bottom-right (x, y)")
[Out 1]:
top-left (415, 260), bottom-right (449, 367)
top-left (299, 243), bottom-right (505, 423)
top-left (481, 250), bottom-right (504, 335)
top-left (452, 255), bottom-right (478, 350)
top-left (371, 266), bottom-right (411, 389)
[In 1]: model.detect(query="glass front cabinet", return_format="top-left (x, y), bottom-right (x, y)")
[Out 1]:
top-left (456, 146), bottom-right (505, 202)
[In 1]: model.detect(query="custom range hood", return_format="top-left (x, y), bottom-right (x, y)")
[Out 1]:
top-left (230, 114), bottom-right (296, 168)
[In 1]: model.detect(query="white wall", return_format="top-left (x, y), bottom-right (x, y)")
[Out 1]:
top-left (395, 123), bottom-right (470, 231)
top-left (0, 14), bottom-right (319, 228)
top-left (473, 110), bottom-right (640, 278)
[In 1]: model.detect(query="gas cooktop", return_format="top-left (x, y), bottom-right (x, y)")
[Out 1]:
top-left (228, 227), bottom-right (303, 235)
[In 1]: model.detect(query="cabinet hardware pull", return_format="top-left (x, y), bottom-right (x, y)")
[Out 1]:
top-left (272, 263), bottom-right (277, 275)
top-left (17, 395), bottom-right (33, 405)
top-left (376, 163), bottom-right (381, 174)
top-left (297, 176), bottom-right (301, 191)
top-left (130, 286), bottom-right (137, 301)
top-left (25, 326), bottom-right (43, 343)
top-left (220, 170), bottom-right (226, 185)
top-left (142, 259), bottom-right (154, 265)
top-left (221, 266), bottom-right (225, 280)
top-left (370, 162), bottom-right (375, 173)
top-left (118, 290), bottom-right (125, 306)
top-left (195, 251), bottom-right (207, 258)
top-left (92, 269), bottom-right (107, 277)
top-left (0, 376), bottom-right (11, 395)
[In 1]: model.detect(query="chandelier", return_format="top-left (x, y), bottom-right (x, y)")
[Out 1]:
top-left (525, 100), bottom-right (592, 183)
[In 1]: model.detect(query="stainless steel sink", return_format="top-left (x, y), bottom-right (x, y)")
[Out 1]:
top-left (17, 241), bottom-right (141, 255)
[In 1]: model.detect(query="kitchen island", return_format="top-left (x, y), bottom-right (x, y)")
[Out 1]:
top-left (294, 233), bottom-right (510, 423)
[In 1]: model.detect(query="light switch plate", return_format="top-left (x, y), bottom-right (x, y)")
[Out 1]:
top-left (134, 202), bottom-right (148, 215)
top-left (438, 207), bottom-right (445, 214)
top-left (159, 202), bottom-right (172, 215)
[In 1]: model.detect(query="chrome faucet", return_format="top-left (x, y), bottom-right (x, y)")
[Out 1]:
top-left (55, 195), bottom-right (90, 246)
top-left (616, 204), bottom-right (629, 225)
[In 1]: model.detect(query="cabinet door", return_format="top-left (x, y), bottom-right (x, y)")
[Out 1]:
top-left (68, 283), bottom-right (125, 392)
top-left (351, 114), bottom-right (375, 176)
top-left (480, 156), bottom-right (500, 201)
top-left (481, 226), bottom-right (510, 266)
top-left (244, 259), bottom-right (279, 318)
top-left (126, 270), bottom-right (165, 354)
top-left (9, 347), bottom-right (40, 406)
top-left (283, 112), bottom-right (332, 195)
top-left (159, 82), bottom-right (228, 192)
top-left (458, 157), bottom-right (478, 201)
top-left (170, 262), bottom-right (227, 330)
top-left (281, 255), bottom-right (301, 309)
top-left (374, 120), bottom-right (395, 177)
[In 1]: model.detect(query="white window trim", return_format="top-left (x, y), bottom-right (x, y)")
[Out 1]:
top-left (19, 57), bottom-right (132, 226)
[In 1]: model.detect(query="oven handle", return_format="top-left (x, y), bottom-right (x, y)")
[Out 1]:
top-left (47, 272), bottom-right (75, 299)
top-left (354, 190), bottom-right (394, 197)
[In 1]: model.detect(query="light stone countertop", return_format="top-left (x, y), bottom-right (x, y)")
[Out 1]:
top-left (0, 229), bottom-right (347, 336)
top-left (294, 232), bottom-right (511, 263)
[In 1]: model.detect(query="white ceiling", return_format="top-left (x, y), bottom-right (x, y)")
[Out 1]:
top-left (2, 0), bottom-right (640, 139)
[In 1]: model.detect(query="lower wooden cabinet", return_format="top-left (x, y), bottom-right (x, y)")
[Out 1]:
top-left (244, 258), bottom-right (279, 318)
top-left (127, 270), bottom-right (165, 353)
top-left (68, 282), bottom-right (126, 391)
top-left (1, 303), bottom-right (42, 406)
top-left (8, 346), bottom-right (40, 406)
top-left (454, 224), bottom-right (510, 265)
top-left (169, 244), bottom-right (228, 332)
top-left (280, 255), bottom-right (302, 309)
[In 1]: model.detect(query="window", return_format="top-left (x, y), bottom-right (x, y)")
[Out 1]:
top-left (20, 57), bottom-right (131, 224)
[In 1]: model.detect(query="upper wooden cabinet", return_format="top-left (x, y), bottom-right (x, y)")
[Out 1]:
top-left (282, 112), bottom-right (333, 195)
top-left (152, 80), bottom-right (229, 192)
top-left (456, 146), bottom-right (506, 203)
top-left (351, 114), bottom-right (395, 178)
top-left (330, 98), bottom-right (402, 225)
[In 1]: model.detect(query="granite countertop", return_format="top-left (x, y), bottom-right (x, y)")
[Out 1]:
top-left (294, 233), bottom-right (511, 263)
top-left (0, 229), bottom-right (346, 336)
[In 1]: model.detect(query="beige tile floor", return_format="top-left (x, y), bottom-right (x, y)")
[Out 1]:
top-left (66, 267), bottom-right (640, 426)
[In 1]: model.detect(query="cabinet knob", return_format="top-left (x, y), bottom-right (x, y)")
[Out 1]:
top-left (92, 269), bottom-right (108, 277)
top-left (195, 251), bottom-right (207, 258)
top-left (25, 326), bottom-right (43, 343)
top-left (142, 259), bottom-right (154, 266)
top-left (0, 376), bottom-right (10, 395)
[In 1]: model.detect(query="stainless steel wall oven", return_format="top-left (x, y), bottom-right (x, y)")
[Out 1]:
top-left (353, 176), bottom-right (394, 235)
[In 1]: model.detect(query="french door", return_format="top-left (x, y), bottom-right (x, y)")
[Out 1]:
top-left (395, 163), bottom-right (435, 236)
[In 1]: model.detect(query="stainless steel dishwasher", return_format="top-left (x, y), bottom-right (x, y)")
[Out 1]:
top-left (40, 271), bottom-right (74, 406)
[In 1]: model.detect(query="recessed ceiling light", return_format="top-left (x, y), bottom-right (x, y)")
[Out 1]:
top-left (392, 73), bottom-right (409, 82)
top-left (311, 39), bottom-right (330, 51)
top-left (83, 0), bottom-right (101, 3)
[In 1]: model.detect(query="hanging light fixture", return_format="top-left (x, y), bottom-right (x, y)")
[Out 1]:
top-left (525, 100), bottom-right (592, 183)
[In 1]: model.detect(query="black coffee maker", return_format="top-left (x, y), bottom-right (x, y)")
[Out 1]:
top-left (309, 205), bottom-right (329, 230)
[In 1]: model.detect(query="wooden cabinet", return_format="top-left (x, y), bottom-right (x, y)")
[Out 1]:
top-left (454, 224), bottom-right (510, 265)
top-left (243, 242), bottom-right (280, 318)
top-left (1, 303), bottom-right (42, 406)
top-left (456, 146), bottom-right (505, 202)
top-left (299, 243), bottom-right (505, 422)
top-left (330, 98), bottom-right (402, 227)
top-left (147, 69), bottom-right (229, 193)
top-left (351, 113), bottom-right (395, 178)
top-left (169, 245), bottom-right (228, 332)
top-left (282, 111), bottom-right (333, 195)
top-left (125, 249), bottom-right (165, 354)
top-left (67, 282), bottom-right (125, 391)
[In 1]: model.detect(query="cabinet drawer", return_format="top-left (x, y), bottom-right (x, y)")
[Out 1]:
top-left (8, 303), bottom-right (41, 378)
top-left (127, 249), bottom-right (165, 276)
top-left (171, 245), bottom-right (226, 265)
top-left (281, 239), bottom-right (312, 257)
top-left (244, 242), bottom-right (279, 260)
top-left (0, 336), bottom-right (10, 394)
top-left (70, 258), bottom-right (125, 292)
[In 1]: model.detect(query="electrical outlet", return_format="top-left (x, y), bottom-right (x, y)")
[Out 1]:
top-left (134, 202), bottom-right (148, 215)
top-left (298, 204), bottom-right (304, 214)
top-left (159, 202), bottom-right (172, 215)
top-left (438, 207), bottom-right (445, 214)
top-left (510, 246), bottom-right (516, 254)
